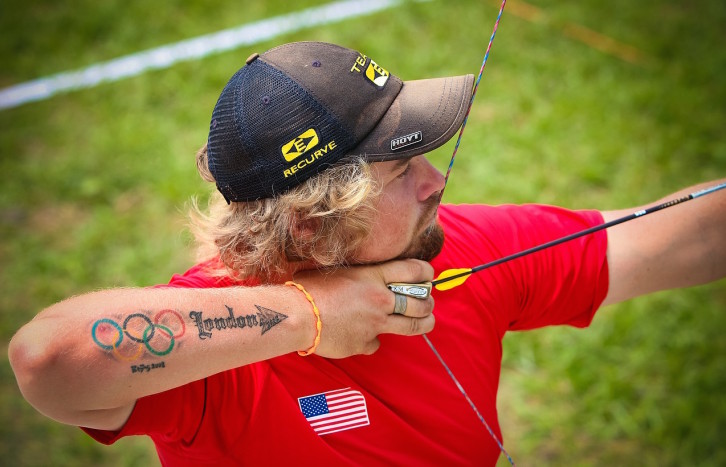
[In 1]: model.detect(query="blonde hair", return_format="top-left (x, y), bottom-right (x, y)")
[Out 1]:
top-left (189, 145), bottom-right (380, 281)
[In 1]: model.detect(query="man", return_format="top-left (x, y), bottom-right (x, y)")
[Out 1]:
top-left (9, 42), bottom-right (725, 465)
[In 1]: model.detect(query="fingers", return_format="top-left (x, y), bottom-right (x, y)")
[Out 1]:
top-left (392, 293), bottom-right (408, 315)
top-left (386, 288), bottom-right (436, 337)
top-left (389, 292), bottom-right (434, 319)
top-left (386, 313), bottom-right (435, 336)
top-left (381, 260), bottom-right (435, 337)
top-left (378, 259), bottom-right (435, 285)
top-left (292, 259), bottom-right (436, 357)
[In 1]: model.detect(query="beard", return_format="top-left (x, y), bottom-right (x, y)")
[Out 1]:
top-left (347, 192), bottom-right (445, 265)
top-left (395, 193), bottom-right (445, 261)
top-left (396, 221), bottom-right (445, 261)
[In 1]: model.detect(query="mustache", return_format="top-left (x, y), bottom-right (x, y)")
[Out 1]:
top-left (394, 190), bottom-right (446, 262)
top-left (419, 191), bottom-right (442, 234)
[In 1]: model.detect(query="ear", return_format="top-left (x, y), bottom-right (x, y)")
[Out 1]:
top-left (286, 213), bottom-right (322, 262)
top-left (290, 213), bottom-right (320, 241)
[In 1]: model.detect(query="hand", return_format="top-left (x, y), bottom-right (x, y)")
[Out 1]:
top-left (294, 259), bottom-right (435, 358)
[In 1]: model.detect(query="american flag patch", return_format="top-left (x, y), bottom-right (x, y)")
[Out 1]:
top-left (298, 387), bottom-right (370, 435)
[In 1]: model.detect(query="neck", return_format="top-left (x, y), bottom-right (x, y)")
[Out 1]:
top-left (268, 260), bottom-right (321, 284)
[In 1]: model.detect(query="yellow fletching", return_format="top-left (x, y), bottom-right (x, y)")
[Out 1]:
top-left (433, 268), bottom-right (472, 291)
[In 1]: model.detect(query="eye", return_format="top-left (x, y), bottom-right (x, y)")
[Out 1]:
top-left (396, 163), bottom-right (412, 179)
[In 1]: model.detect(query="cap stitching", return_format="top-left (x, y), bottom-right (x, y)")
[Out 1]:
top-left (356, 75), bottom-right (473, 159)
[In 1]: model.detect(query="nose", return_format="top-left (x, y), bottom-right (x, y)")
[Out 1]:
top-left (415, 156), bottom-right (445, 202)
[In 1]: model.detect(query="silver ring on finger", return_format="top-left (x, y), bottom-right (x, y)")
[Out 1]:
top-left (393, 293), bottom-right (407, 315)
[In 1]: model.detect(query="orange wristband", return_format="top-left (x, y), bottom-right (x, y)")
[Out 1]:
top-left (286, 281), bottom-right (322, 356)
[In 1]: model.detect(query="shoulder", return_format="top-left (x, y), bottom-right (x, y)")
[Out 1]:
top-left (438, 203), bottom-right (604, 244)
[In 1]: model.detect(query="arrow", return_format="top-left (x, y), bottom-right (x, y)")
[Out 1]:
top-left (390, 182), bottom-right (726, 295)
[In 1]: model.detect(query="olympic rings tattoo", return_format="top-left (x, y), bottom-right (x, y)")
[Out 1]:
top-left (124, 313), bottom-right (154, 343)
top-left (143, 324), bottom-right (174, 356)
top-left (113, 342), bottom-right (144, 361)
top-left (154, 309), bottom-right (185, 338)
top-left (91, 310), bottom-right (185, 361)
top-left (92, 319), bottom-right (123, 350)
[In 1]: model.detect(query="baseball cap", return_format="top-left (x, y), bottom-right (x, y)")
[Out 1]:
top-left (207, 41), bottom-right (474, 202)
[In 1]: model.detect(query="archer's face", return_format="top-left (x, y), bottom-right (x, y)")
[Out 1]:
top-left (352, 155), bottom-right (446, 264)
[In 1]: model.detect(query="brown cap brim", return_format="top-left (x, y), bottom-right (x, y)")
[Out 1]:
top-left (347, 74), bottom-right (475, 161)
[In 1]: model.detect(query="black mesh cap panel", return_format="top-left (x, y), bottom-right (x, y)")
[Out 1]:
top-left (208, 60), bottom-right (355, 202)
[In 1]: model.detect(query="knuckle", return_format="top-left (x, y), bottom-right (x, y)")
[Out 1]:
top-left (406, 259), bottom-right (426, 278)
top-left (371, 289), bottom-right (392, 310)
top-left (372, 312), bottom-right (388, 330)
top-left (405, 259), bottom-right (421, 277)
top-left (409, 259), bottom-right (434, 280)
top-left (407, 318), bottom-right (422, 336)
top-left (423, 314), bottom-right (436, 333)
top-left (421, 261), bottom-right (435, 279)
top-left (412, 297), bottom-right (434, 318)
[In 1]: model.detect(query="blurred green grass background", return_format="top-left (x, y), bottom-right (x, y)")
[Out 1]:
top-left (1, 0), bottom-right (724, 465)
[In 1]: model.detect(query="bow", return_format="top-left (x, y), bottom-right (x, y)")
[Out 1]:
top-left (384, 2), bottom-right (726, 456)
top-left (399, 1), bottom-right (517, 464)
top-left (387, 2), bottom-right (725, 463)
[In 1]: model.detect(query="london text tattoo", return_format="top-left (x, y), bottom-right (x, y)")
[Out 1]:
top-left (90, 305), bottom-right (287, 361)
top-left (189, 305), bottom-right (287, 340)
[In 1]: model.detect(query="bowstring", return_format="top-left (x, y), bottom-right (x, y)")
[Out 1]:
top-left (423, 334), bottom-right (515, 466)
top-left (438, 0), bottom-right (508, 203)
top-left (427, 1), bottom-right (514, 465)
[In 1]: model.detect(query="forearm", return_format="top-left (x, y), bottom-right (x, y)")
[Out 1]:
top-left (603, 179), bottom-right (726, 305)
top-left (9, 285), bottom-right (312, 428)
top-left (9, 259), bottom-right (436, 430)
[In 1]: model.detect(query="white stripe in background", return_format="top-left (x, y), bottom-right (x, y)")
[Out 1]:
top-left (0, 0), bottom-right (407, 111)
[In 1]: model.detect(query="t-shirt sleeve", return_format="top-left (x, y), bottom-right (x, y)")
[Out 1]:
top-left (503, 205), bottom-right (609, 330)
top-left (438, 204), bottom-right (609, 331)
top-left (81, 379), bottom-right (206, 445)
top-left (155, 259), bottom-right (238, 289)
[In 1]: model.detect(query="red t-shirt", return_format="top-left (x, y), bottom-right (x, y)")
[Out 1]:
top-left (83, 203), bottom-right (609, 466)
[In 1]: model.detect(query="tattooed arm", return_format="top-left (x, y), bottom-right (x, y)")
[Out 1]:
top-left (9, 259), bottom-right (434, 431)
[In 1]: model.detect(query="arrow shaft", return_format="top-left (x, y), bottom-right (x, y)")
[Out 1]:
top-left (431, 182), bottom-right (726, 287)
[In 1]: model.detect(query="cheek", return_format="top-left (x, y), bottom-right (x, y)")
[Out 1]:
top-left (356, 195), bottom-right (417, 261)
top-left (375, 191), bottom-right (417, 236)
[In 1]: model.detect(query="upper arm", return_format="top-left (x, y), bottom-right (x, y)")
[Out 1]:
top-left (602, 180), bottom-right (726, 306)
top-left (601, 207), bottom-right (653, 306)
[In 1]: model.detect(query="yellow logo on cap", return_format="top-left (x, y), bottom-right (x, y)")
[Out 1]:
top-left (365, 60), bottom-right (389, 88)
top-left (282, 128), bottom-right (319, 162)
